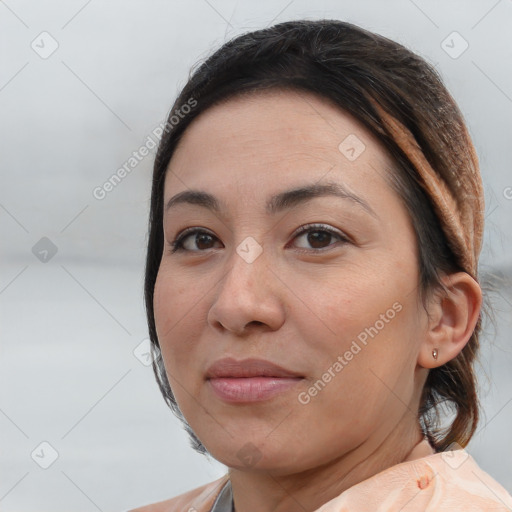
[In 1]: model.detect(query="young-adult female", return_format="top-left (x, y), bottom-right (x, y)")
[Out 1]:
top-left (129, 19), bottom-right (512, 512)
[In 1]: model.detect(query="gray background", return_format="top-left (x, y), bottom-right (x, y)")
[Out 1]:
top-left (1, 1), bottom-right (511, 511)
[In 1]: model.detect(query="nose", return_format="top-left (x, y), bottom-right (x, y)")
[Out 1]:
top-left (207, 244), bottom-right (286, 336)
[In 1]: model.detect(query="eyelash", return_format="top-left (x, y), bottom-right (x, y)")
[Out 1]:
top-left (169, 223), bottom-right (349, 254)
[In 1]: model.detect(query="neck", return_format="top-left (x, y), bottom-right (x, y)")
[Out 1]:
top-left (228, 419), bottom-right (425, 512)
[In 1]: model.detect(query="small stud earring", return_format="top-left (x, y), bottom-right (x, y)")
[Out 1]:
top-left (432, 348), bottom-right (438, 360)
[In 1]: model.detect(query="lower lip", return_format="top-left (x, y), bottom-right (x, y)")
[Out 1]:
top-left (208, 377), bottom-right (303, 402)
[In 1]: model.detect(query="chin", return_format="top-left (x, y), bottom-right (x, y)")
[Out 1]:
top-left (202, 434), bottom-right (317, 475)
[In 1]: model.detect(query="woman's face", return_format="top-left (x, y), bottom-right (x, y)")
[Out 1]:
top-left (153, 90), bottom-right (429, 473)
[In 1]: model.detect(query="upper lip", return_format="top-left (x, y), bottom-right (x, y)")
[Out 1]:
top-left (206, 357), bottom-right (303, 379)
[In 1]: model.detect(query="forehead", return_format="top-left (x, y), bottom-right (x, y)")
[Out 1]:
top-left (164, 89), bottom-right (395, 204)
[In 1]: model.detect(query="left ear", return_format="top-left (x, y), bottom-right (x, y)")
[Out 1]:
top-left (418, 272), bottom-right (482, 369)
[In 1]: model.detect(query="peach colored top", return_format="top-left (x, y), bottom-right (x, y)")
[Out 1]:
top-left (128, 440), bottom-right (512, 512)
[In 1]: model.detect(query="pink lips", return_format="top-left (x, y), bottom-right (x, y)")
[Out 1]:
top-left (206, 357), bottom-right (303, 403)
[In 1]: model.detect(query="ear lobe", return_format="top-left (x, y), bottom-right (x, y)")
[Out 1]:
top-left (418, 272), bottom-right (482, 369)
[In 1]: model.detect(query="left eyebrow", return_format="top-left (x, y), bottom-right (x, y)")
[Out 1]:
top-left (266, 181), bottom-right (377, 218)
top-left (164, 181), bottom-right (377, 218)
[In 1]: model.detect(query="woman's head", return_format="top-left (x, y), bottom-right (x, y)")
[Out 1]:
top-left (144, 19), bottom-right (484, 463)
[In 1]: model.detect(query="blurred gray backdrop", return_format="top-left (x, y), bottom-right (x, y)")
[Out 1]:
top-left (1, 1), bottom-right (511, 511)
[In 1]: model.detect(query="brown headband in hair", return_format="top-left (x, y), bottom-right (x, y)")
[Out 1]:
top-left (370, 100), bottom-right (485, 277)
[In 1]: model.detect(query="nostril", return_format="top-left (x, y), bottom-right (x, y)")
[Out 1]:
top-left (233, 320), bottom-right (268, 336)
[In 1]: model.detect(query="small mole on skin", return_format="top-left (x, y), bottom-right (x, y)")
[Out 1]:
top-left (417, 475), bottom-right (430, 490)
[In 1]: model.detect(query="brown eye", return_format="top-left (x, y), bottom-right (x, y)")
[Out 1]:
top-left (194, 233), bottom-right (216, 250)
top-left (305, 230), bottom-right (333, 249)
top-left (170, 229), bottom-right (222, 253)
top-left (292, 224), bottom-right (348, 252)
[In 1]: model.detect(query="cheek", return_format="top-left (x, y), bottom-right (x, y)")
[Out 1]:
top-left (153, 271), bottom-right (209, 415)
top-left (153, 271), bottom-right (173, 341)
top-left (297, 268), bottom-right (401, 344)
top-left (153, 270), bottom-right (194, 362)
top-left (294, 268), bottom-right (421, 402)
top-left (293, 313), bottom-right (421, 450)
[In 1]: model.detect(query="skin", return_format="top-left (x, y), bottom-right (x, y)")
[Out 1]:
top-left (152, 89), bottom-right (482, 512)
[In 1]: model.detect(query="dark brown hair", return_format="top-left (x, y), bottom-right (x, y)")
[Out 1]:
top-left (144, 19), bottom-right (481, 454)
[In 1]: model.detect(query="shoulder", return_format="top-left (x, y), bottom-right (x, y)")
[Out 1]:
top-left (126, 474), bottom-right (230, 512)
top-left (326, 450), bottom-right (512, 511)
top-left (425, 451), bottom-right (512, 510)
